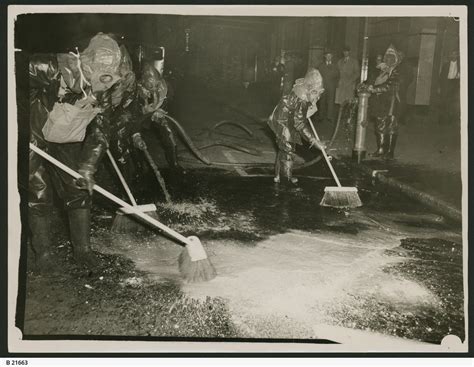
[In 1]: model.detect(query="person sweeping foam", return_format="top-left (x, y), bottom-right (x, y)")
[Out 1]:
top-left (267, 68), bottom-right (326, 186)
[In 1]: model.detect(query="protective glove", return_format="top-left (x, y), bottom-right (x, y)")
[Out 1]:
top-left (132, 132), bottom-right (147, 151)
top-left (151, 108), bottom-right (167, 122)
top-left (306, 104), bottom-right (318, 118)
top-left (309, 138), bottom-right (326, 151)
top-left (75, 169), bottom-right (95, 195)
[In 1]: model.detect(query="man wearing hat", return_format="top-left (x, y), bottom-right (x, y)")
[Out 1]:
top-left (267, 68), bottom-right (326, 186)
top-left (335, 46), bottom-right (360, 105)
top-left (317, 49), bottom-right (340, 124)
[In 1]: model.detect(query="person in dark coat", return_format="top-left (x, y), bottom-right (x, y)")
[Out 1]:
top-left (368, 54), bottom-right (383, 83)
top-left (438, 50), bottom-right (460, 124)
top-left (335, 46), bottom-right (360, 105)
top-left (25, 33), bottom-right (128, 272)
top-left (267, 68), bottom-right (326, 185)
top-left (317, 49), bottom-right (340, 124)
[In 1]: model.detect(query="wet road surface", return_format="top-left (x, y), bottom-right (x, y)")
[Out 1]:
top-left (87, 165), bottom-right (463, 345)
top-left (20, 82), bottom-right (465, 348)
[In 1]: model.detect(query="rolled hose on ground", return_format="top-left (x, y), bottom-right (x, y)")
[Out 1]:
top-left (212, 120), bottom-right (254, 137)
top-left (168, 102), bottom-right (351, 168)
top-left (172, 115), bottom-right (264, 160)
top-left (197, 142), bottom-right (261, 156)
top-left (163, 114), bottom-right (212, 165)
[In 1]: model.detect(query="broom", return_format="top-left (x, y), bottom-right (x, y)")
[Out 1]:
top-left (140, 145), bottom-right (172, 204)
top-left (30, 143), bottom-right (216, 282)
top-left (306, 117), bottom-right (362, 208)
top-left (106, 149), bottom-right (160, 233)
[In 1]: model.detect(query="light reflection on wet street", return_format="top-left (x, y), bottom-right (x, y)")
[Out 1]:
top-left (108, 169), bottom-right (463, 344)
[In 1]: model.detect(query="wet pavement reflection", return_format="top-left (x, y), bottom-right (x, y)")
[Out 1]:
top-left (120, 165), bottom-right (464, 344)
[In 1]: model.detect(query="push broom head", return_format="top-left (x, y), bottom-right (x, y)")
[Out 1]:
top-left (178, 236), bottom-right (217, 283)
top-left (111, 204), bottom-right (160, 233)
top-left (320, 186), bottom-right (362, 208)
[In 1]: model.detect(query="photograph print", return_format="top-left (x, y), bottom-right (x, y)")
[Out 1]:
top-left (6, 4), bottom-right (468, 353)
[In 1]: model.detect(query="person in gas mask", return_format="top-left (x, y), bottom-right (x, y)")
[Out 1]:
top-left (26, 33), bottom-right (129, 272)
top-left (128, 49), bottom-right (186, 174)
top-left (267, 68), bottom-right (326, 186)
top-left (367, 44), bottom-right (402, 159)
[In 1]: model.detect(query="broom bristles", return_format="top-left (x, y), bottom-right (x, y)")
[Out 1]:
top-left (111, 209), bottom-right (161, 233)
top-left (320, 186), bottom-right (362, 208)
top-left (178, 247), bottom-right (217, 283)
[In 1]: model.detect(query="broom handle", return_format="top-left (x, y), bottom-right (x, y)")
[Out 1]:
top-left (106, 149), bottom-right (138, 207)
top-left (306, 118), bottom-right (342, 187)
top-left (29, 143), bottom-right (190, 245)
top-left (141, 146), bottom-right (172, 204)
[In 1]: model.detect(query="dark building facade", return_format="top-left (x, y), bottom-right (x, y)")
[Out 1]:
top-left (15, 14), bottom-right (459, 108)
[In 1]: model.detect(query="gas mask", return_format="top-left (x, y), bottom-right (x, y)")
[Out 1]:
top-left (137, 62), bottom-right (168, 115)
top-left (292, 68), bottom-right (324, 104)
top-left (79, 33), bottom-right (122, 93)
top-left (382, 44), bottom-right (402, 71)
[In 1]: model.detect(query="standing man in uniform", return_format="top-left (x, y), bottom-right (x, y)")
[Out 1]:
top-left (317, 49), bottom-right (339, 124)
top-left (335, 46), bottom-right (360, 106)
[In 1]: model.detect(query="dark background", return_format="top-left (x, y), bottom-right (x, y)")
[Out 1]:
top-left (14, 13), bottom-right (460, 108)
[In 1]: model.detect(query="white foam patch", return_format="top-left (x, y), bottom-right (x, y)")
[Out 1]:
top-left (183, 230), bottom-right (440, 338)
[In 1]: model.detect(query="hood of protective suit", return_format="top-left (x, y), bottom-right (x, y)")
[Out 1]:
top-left (80, 32), bottom-right (122, 93)
top-left (57, 32), bottom-right (123, 94)
top-left (138, 62), bottom-right (168, 114)
top-left (380, 44), bottom-right (402, 71)
top-left (292, 68), bottom-right (324, 102)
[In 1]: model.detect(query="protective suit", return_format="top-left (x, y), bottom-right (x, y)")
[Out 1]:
top-left (110, 57), bottom-right (185, 192)
top-left (368, 44), bottom-right (402, 159)
top-left (26, 33), bottom-right (128, 272)
top-left (267, 68), bottom-right (325, 185)
top-left (135, 61), bottom-right (183, 172)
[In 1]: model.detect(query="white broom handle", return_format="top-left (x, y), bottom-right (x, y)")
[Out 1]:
top-left (106, 149), bottom-right (138, 206)
top-left (29, 143), bottom-right (190, 245)
top-left (306, 118), bottom-right (342, 187)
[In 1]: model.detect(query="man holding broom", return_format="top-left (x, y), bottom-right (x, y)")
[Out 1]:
top-left (267, 68), bottom-right (326, 186)
top-left (25, 33), bottom-right (131, 272)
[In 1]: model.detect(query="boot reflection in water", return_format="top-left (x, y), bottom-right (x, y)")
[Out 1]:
top-left (385, 133), bottom-right (398, 160)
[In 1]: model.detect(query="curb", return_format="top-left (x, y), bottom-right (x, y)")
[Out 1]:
top-left (354, 163), bottom-right (462, 224)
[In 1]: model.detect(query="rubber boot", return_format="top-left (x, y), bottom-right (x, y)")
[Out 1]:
top-left (28, 212), bottom-right (55, 273)
top-left (385, 134), bottom-right (398, 160)
top-left (67, 208), bottom-right (99, 269)
top-left (371, 133), bottom-right (387, 158)
top-left (282, 159), bottom-right (298, 186)
top-left (274, 151), bottom-right (281, 183)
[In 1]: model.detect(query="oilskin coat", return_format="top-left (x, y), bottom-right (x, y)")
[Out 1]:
top-left (27, 54), bottom-right (113, 216)
top-left (108, 60), bottom-right (182, 184)
top-left (369, 66), bottom-right (400, 135)
top-left (267, 91), bottom-right (315, 155)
